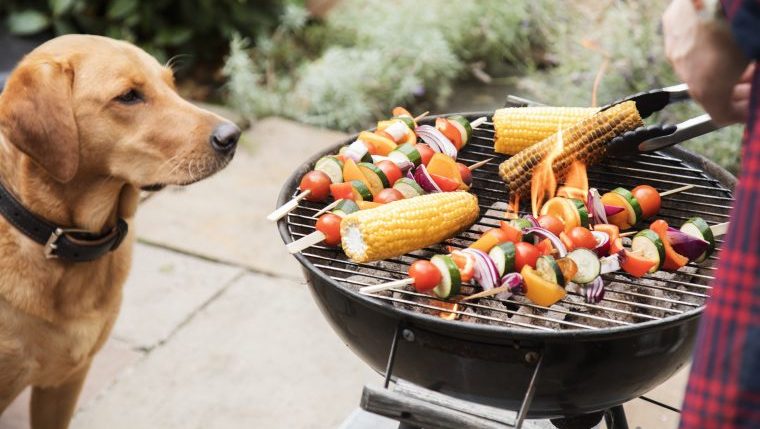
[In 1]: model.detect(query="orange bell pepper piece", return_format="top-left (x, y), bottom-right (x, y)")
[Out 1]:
top-left (650, 219), bottom-right (689, 271)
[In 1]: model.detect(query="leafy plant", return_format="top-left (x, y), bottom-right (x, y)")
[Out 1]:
top-left (223, 0), bottom-right (555, 130)
top-left (1, 0), bottom-right (284, 69)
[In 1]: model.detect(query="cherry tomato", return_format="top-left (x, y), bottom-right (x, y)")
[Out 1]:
top-left (416, 143), bottom-right (435, 166)
top-left (315, 213), bottom-right (342, 246)
top-left (568, 226), bottom-right (597, 249)
top-left (330, 182), bottom-right (354, 201)
top-left (514, 242), bottom-right (541, 272)
top-left (408, 260), bottom-right (442, 292)
top-left (376, 160), bottom-right (402, 186)
top-left (537, 215), bottom-right (564, 237)
top-left (299, 170), bottom-right (331, 202)
top-left (456, 163), bottom-right (472, 187)
top-left (375, 188), bottom-right (404, 204)
top-left (632, 185), bottom-right (661, 219)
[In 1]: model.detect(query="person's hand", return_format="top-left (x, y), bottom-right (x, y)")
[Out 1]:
top-left (729, 63), bottom-right (755, 124)
top-left (663, 0), bottom-right (750, 125)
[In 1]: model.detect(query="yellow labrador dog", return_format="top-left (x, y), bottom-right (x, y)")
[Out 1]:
top-left (0, 35), bottom-right (239, 428)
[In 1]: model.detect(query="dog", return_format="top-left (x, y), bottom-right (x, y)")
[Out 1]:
top-left (0, 35), bottom-right (240, 428)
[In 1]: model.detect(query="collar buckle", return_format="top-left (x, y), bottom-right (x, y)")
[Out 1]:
top-left (44, 227), bottom-right (90, 259)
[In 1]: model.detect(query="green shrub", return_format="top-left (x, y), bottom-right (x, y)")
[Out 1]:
top-left (1, 0), bottom-right (284, 68)
top-left (223, 0), bottom-right (555, 131)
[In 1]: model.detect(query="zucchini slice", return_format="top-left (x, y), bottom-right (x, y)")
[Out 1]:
top-left (632, 229), bottom-right (665, 272)
top-left (431, 254), bottom-right (461, 299)
top-left (389, 143), bottom-right (422, 167)
top-left (566, 248), bottom-right (601, 284)
top-left (392, 177), bottom-right (425, 199)
top-left (489, 242), bottom-right (516, 276)
top-left (314, 156), bottom-right (344, 184)
top-left (536, 255), bottom-right (565, 286)
top-left (569, 198), bottom-right (590, 228)
top-left (349, 180), bottom-right (373, 201)
top-left (332, 199), bottom-right (360, 217)
top-left (611, 188), bottom-right (643, 226)
top-left (448, 115), bottom-right (472, 146)
top-left (357, 162), bottom-right (390, 194)
top-left (680, 216), bottom-right (715, 262)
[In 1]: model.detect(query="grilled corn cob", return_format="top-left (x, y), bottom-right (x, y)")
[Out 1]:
top-left (493, 106), bottom-right (598, 155)
top-left (340, 192), bottom-right (479, 263)
top-left (499, 101), bottom-right (643, 199)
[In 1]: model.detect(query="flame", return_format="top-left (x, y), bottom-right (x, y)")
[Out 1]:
top-left (557, 160), bottom-right (589, 201)
top-left (531, 128), bottom-right (564, 216)
top-left (505, 195), bottom-right (520, 220)
top-left (428, 299), bottom-right (460, 320)
top-left (579, 37), bottom-right (610, 107)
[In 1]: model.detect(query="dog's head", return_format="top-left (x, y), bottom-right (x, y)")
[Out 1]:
top-left (0, 35), bottom-right (239, 188)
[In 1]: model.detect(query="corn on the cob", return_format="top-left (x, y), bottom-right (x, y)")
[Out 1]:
top-left (340, 192), bottom-right (479, 263)
top-left (499, 101), bottom-right (643, 199)
top-left (493, 106), bottom-right (598, 155)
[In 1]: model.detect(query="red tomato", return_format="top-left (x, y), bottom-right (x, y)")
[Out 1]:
top-left (568, 227), bottom-right (597, 249)
top-left (514, 242), bottom-right (541, 271)
top-left (435, 118), bottom-right (463, 149)
top-left (330, 182), bottom-right (354, 201)
top-left (375, 188), bottom-right (404, 204)
top-left (632, 185), bottom-right (661, 219)
top-left (315, 213), bottom-right (342, 246)
top-left (431, 174), bottom-right (459, 192)
top-left (408, 260), bottom-right (442, 292)
top-left (456, 163), bottom-right (472, 187)
top-left (537, 215), bottom-right (564, 237)
top-left (376, 160), bottom-right (402, 186)
top-left (299, 170), bottom-right (331, 202)
top-left (415, 143), bottom-right (435, 166)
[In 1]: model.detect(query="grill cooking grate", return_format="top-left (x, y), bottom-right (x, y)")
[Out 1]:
top-left (285, 118), bottom-right (733, 331)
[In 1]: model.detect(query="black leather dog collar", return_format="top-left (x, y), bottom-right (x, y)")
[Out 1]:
top-left (0, 182), bottom-right (128, 262)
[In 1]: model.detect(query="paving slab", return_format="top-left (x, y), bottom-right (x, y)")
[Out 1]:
top-left (135, 117), bottom-right (347, 278)
top-left (112, 243), bottom-right (244, 350)
top-left (72, 273), bottom-right (379, 429)
top-left (620, 364), bottom-right (689, 429)
top-left (1, 337), bottom-right (142, 429)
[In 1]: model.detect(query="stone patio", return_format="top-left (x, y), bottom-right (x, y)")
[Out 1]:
top-left (1, 117), bottom-right (689, 429)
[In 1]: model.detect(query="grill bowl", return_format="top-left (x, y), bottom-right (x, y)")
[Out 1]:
top-left (277, 112), bottom-right (735, 418)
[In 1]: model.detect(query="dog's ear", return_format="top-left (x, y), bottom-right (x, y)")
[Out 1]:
top-left (0, 58), bottom-right (79, 183)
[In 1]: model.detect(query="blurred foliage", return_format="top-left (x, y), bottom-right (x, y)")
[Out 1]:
top-left (518, 0), bottom-right (742, 174)
top-left (0, 0), bottom-right (285, 70)
top-left (223, 0), bottom-right (555, 131)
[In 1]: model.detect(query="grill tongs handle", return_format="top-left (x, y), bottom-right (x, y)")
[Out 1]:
top-left (601, 83), bottom-right (724, 156)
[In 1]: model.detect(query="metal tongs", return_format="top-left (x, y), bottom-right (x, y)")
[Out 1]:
top-left (506, 83), bottom-right (723, 157)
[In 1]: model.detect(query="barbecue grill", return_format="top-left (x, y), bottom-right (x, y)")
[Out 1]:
top-left (276, 112), bottom-right (735, 427)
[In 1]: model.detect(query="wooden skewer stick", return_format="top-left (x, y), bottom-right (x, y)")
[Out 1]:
top-left (313, 200), bottom-right (341, 218)
top-left (710, 222), bottom-right (729, 237)
top-left (460, 285), bottom-right (512, 301)
top-left (619, 231), bottom-right (638, 237)
top-left (468, 158), bottom-right (493, 171)
top-left (414, 111), bottom-right (429, 122)
top-left (660, 184), bottom-right (694, 197)
top-left (267, 190), bottom-right (311, 222)
top-left (470, 116), bottom-right (488, 129)
top-left (360, 277), bottom-right (414, 294)
top-left (286, 230), bottom-right (326, 254)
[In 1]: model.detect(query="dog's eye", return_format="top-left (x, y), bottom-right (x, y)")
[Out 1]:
top-left (115, 89), bottom-right (143, 105)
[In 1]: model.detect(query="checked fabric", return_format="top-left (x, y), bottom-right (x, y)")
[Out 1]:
top-left (679, 1), bottom-right (760, 428)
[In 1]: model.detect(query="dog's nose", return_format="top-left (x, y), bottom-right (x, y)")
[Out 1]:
top-left (210, 123), bottom-right (241, 153)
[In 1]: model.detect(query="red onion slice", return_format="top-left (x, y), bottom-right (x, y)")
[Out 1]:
top-left (522, 227), bottom-right (568, 257)
top-left (584, 276), bottom-right (605, 303)
top-left (605, 204), bottom-right (625, 217)
top-left (413, 165), bottom-right (442, 193)
top-left (415, 125), bottom-right (458, 159)
top-left (591, 230), bottom-right (611, 257)
top-left (524, 214), bottom-right (540, 228)
top-left (461, 248), bottom-right (500, 290)
top-left (666, 227), bottom-right (709, 261)
top-left (588, 188), bottom-right (608, 225)
top-left (497, 272), bottom-right (523, 299)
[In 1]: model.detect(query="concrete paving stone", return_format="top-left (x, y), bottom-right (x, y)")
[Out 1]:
top-left (112, 243), bottom-right (244, 350)
top-left (1, 337), bottom-right (142, 429)
top-left (135, 117), bottom-right (347, 278)
top-left (72, 273), bottom-right (379, 429)
top-left (619, 365), bottom-right (690, 429)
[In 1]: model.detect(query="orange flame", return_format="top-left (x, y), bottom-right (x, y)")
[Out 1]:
top-left (531, 128), bottom-right (564, 216)
top-left (428, 299), bottom-right (460, 320)
top-left (505, 195), bottom-right (520, 220)
top-left (557, 161), bottom-right (589, 201)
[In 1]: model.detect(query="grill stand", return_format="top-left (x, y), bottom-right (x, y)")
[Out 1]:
top-left (362, 323), bottom-right (632, 429)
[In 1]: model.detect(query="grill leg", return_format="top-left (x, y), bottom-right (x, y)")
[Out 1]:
top-left (383, 324), bottom-right (403, 388)
top-left (603, 405), bottom-right (629, 429)
top-left (514, 353), bottom-right (543, 429)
